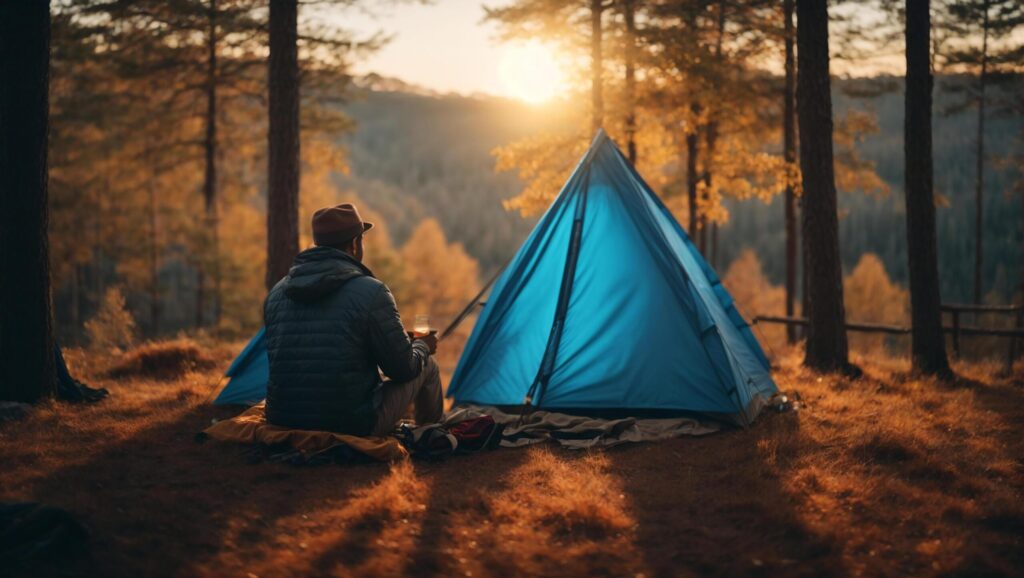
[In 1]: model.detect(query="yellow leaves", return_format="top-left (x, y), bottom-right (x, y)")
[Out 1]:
top-left (721, 250), bottom-right (788, 352)
top-left (302, 137), bottom-right (349, 179)
top-left (843, 253), bottom-right (908, 353)
top-left (834, 109), bottom-right (890, 197)
top-left (493, 133), bottom-right (589, 216)
top-left (697, 134), bottom-right (792, 224)
top-left (397, 219), bottom-right (481, 321)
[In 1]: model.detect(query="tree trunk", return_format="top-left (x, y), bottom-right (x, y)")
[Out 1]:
top-left (147, 149), bottom-right (160, 335)
top-left (904, 0), bottom-right (951, 376)
top-left (702, 98), bottom-right (719, 257)
top-left (590, 0), bottom-right (604, 134)
top-left (266, 0), bottom-right (300, 290)
top-left (973, 6), bottom-right (988, 305)
top-left (686, 102), bottom-right (701, 239)
top-left (783, 0), bottom-right (799, 344)
top-left (71, 265), bottom-right (81, 332)
top-left (710, 222), bottom-right (718, 269)
top-left (623, 0), bottom-right (636, 163)
top-left (198, 0), bottom-right (219, 326)
top-left (0, 1), bottom-right (56, 402)
top-left (796, 0), bottom-right (850, 372)
top-left (697, 2), bottom-right (725, 258)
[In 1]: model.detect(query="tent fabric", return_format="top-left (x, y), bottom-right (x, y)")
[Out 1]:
top-left (444, 404), bottom-right (720, 449)
top-left (447, 130), bottom-right (777, 425)
top-left (213, 327), bottom-right (268, 406)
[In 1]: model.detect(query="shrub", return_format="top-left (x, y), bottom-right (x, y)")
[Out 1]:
top-left (106, 339), bottom-right (216, 380)
top-left (85, 287), bottom-right (137, 352)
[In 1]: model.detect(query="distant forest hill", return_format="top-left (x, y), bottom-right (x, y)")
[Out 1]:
top-left (337, 77), bottom-right (1022, 304)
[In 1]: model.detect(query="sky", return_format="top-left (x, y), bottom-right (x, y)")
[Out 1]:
top-left (330, 0), bottom-right (901, 101)
top-left (332, 1), bottom-right (1019, 100)
top-left (336, 0), bottom-right (571, 101)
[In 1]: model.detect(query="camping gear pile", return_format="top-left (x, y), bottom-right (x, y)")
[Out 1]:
top-left (210, 131), bottom-right (778, 460)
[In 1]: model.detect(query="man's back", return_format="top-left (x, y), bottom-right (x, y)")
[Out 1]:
top-left (263, 246), bottom-right (427, 435)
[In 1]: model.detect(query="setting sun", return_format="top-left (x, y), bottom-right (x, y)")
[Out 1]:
top-left (497, 41), bottom-right (568, 104)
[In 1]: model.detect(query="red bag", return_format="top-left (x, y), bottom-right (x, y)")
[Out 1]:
top-left (401, 416), bottom-right (503, 458)
top-left (447, 416), bottom-right (502, 453)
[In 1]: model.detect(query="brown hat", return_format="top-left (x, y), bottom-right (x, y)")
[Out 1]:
top-left (312, 203), bottom-right (374, 247)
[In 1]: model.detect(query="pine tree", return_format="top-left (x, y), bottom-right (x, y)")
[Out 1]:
top-left (796, 0), bottom-right (853, 373)
top-left (590, 0), bottom-right (606, 132)
top-left (783, 0), bottom-right (799, 344)
top-left (266, 0), bottom-right (301, 289)
top-left (940, 0), bottom-right (1024, 303)
top-left (0, 0), bottom-right (56, 402)
top-left (58, 0), bottom-right (268, 330)
top-left (622, 0), bottom-right (637, 163)
top-left (904, 0), bottom-right (952, 376)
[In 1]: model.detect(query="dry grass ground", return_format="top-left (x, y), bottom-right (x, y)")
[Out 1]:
top-left (1, 342), bottom-right (1022, 578)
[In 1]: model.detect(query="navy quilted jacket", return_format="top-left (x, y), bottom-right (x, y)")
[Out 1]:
top-left (263, 247), bottom-right (429, 435)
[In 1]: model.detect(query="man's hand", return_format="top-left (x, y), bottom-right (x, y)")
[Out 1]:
top-left (416, 333), bottom-right (438, 355)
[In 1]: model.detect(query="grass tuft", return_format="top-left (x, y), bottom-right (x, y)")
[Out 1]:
top-left (106, 339), bottom-right (217, 380)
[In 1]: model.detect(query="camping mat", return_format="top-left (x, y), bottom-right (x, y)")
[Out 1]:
top-left (203, 402), bottom-right (407, 461)
top-left (444, 405), bottom-right (720, 449)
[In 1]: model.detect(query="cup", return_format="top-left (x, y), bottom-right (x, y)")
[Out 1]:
top-left (412, 314), bottom-right (431, 338)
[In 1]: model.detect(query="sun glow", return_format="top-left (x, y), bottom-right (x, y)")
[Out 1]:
top-left (497, 42), bottom-right (568, 105)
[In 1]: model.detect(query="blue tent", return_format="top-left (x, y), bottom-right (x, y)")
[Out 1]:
top-left (447, 130), bottom-right (777, 425)
top-left (213, 327), bottom-right (268, 406)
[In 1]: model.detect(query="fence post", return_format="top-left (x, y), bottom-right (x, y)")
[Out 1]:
top-left (951, 310), bottom-right (961, 358)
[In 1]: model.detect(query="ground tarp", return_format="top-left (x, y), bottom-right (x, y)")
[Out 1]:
top-left (444, 405), bottom-right (720, 449)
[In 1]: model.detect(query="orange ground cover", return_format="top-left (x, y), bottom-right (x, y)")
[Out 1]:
top-left (1, 344), bottom-right (1021, 577)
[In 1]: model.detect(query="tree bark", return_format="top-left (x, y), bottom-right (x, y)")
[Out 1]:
top-left (700, 119), bottom-right (717, 256)
top-left (590, 0), bottom-right (604, 134)
top-left (266, 0), bottom-right (300, 290)
top-left (697, 1), bottom-right (725, 258)
top-left (973, 5), bottom-right (988, 304)
top-left (0, 1), bottom-right (56, 401)
top-left (198, 0), bottom-right (220, 326)
top-left (623, 0), bottom-right (636, 163)
top-left (710, 222), bottom-right (718, 269)
top-left (796, 0), bottom-right (851, 372)
top-left (905, 0), bottom-right (951, 376)
top-left (147, 143), bottom-right (160, 335)
top-left (686, 102), bottom-right (701, 240)
top-left (783, 0), bottom-right (799, 344)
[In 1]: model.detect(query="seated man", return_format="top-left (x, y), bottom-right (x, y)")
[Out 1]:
top-left (263, 203), bottom-right (442, 437)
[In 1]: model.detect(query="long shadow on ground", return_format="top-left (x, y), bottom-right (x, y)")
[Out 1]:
top-left (608, 412), bottom-right (846, 578)
top-left (308, 449), bottom-right (530, 577)
top-left (20, 402), bottom-right (395, 577)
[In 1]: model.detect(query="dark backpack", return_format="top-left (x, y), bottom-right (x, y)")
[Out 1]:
top-left (398, 416), bottom-right (503, 459)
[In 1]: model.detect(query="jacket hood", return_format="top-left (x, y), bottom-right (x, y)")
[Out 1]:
top-left (282, 246), bottom-right (373, 303)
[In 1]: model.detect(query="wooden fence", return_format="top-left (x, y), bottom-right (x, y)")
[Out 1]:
top-left (752, 303), bottom-right (1024, 372)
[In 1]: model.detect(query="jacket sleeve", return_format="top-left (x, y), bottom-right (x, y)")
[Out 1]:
top-left (366, 282), bottom-right (430, 382)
